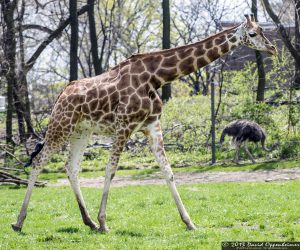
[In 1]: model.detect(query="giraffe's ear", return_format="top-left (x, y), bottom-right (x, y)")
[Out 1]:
top-left (244, 14), bottom-right (252, 26)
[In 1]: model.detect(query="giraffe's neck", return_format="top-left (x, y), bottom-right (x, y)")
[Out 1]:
top-left (131, 24), bottom-right (243, 89)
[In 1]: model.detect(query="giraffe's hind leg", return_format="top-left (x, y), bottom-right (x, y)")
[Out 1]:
top-left (98, 125), bottom-right (129, 232)
top-left (11, 146), bottom-right (52, 232)
top-left (66, 131), bottom-right (98, 230)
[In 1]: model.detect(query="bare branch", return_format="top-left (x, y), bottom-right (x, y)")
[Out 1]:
top-left (22, 24), bottom-right (53, 34)
top-left (261, 0), bottom-right (300, 64)
top-left (25, 1), bottom-right (93, 71)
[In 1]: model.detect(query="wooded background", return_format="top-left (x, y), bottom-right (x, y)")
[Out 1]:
top-left (0, 0), bottom-right (300, 168)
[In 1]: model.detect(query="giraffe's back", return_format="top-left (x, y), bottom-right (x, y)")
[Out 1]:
top-left (44, 57), bottom-right (166, 150)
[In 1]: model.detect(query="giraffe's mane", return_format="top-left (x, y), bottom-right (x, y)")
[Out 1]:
top-left (110, 23), bottom-right (241, 71)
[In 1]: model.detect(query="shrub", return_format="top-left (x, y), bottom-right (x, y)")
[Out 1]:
top-left (279, 137), bottom-right (300, 159)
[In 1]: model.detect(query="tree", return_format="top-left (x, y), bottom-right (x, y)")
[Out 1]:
top-left (262, 0), bottom-right (300, 88)
top-left (172, 0), bottom-right (232, 96)
top-left (161, 0), bottom-right (172, 102)
top-left (1, 0), bottom-right (17, 146)
top-left (88, 0), bottom-right (101, 75)
top-left (252, 0), bottom-right (266, 102)
top-left (17, 0), bottom-right (35, 141)
top-left (115, 1), bottom-right (160, 59)
top-left (295, 0), bottom-right (300, 86)
top-left (69, 0), bottom-right (79, 81)
top-left (75, 0), bottom-right (118, 77)
top-left (1, 0), bottom-right (92, 151)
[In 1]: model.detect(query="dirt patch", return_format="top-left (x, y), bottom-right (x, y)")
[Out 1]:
top-left (50, 168), bottom-right (300, 188)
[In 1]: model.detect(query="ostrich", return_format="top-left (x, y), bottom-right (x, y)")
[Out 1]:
top-left (220, 120), bottom-right (272, 164)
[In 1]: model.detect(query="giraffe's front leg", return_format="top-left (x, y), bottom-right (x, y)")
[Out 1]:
top-left (98, 130), bottom-right (128, 232)
top-left (145, 120), bottom-right (196, 230)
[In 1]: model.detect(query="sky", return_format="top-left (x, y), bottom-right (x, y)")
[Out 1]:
top-left (173, 0), bottom-right (269, 23)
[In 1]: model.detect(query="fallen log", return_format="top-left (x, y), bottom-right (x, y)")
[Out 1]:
top-left (0, 171), bottom-right (46, 187)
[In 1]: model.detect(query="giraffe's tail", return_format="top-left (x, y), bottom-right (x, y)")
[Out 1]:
top-left (24, 142), bottom-right (45, 168)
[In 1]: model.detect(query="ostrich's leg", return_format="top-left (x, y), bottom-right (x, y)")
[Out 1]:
top-left (234, 141), bottom-right (241, 164)
top-left (145, 120), bottom-right (196, 230)
top-left (66, 132), bottom-right (98, 230)
top-left (244, 141), bottom-right (256, 163)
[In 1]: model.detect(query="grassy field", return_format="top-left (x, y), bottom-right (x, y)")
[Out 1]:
top-left (1, 180), bottom-right (300, 249)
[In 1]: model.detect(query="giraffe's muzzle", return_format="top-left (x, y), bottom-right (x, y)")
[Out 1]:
top-left (266, 45), bottom-right (277, 56)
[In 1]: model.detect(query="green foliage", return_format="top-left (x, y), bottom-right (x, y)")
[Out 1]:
top-left (232, 102), bottom-right (273, 126)
top-left (1, 181), bottom-right (300, 249)
top-left (288, 104), bottom-right (300, 128)
top-left (279, 137), bottom-right (300, 159)
top-left (161, 95), bottom-right (211, 152)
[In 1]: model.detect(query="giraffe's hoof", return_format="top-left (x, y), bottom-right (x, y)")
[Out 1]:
top-left (11, 223), bottom-right (22, 232)
top-left (98, 226), bottom-right (109, 233)
top-left (187, 224), bottom-right (197, 231)
top-left (89, 223), bottom-right (99, 231)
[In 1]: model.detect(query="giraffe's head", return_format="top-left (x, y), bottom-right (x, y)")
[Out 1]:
top-left (239, 14), bottom-right (277, 55)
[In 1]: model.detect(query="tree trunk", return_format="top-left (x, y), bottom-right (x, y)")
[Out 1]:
top-left (13, 90), bottom-right (26, 143)
top-left (88, 0), bottom-right (102, 75)
top-left (210, 80), bottom-right (216, 164)
top-left (161, 0), bottom-right (171, 102)
top-left (255, 51), bottom-right (266, 101)
top-left (18, 0), bottom-right (35, 138)
top-left (1, 0), bottom-right (17, 146)
top-left (252, 0), bottom-right (266, 101)
top-left (295, 0), bottom-right (300, 88)
top-left (69, 0), bottom-right (79, 81)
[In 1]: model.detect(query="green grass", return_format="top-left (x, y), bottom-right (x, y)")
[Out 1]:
top-left (172, 159), bottom-right (300, 173)
top-left (26, 158), bottom-right (300, 183)
top-left (1, 181), bottom-right (300, 249)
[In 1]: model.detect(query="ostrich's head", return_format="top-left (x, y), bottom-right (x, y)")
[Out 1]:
top-left (238, 14), bottom-right (277, 55)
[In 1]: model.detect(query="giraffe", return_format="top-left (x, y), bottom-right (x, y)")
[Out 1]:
top-left (12, 14), bottom-right (277, 232)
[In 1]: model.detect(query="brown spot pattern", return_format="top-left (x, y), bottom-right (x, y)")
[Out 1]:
top-left (220, 42), bottom-right (229, 54)
top-left (205, 40), bottom-right (213, 49)
top-left (197, 57), bottom-right (209, 68)
top-left (156, 68), bottom-right (178, 82)
top-left (161, 55), bottom-right (179, 68)
top-left (215, 35), bottom-right (225, 45)
top-left (150, 76), bottom-right (161, 89)
top-left (194, 45), bottom-right (205, 57)
top-left (177, 48), bottom-right (193, 59)
top-left (143, 55), bottom-right (162, 73)
top-left (179, 57), bottom-right (195, 74)
top-left (130, 60), bottom-right (145, 74)
top-left (139, 72), bottom-right (150, 83)
top-left (206, 47), bottom-right (219, 62)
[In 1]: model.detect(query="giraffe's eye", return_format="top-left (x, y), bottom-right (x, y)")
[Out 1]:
top-left (249, 32), bottom-right (257, 37)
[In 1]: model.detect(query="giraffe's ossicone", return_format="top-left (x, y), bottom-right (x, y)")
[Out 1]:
top-left (12, 14), bottom-right (277, 233)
